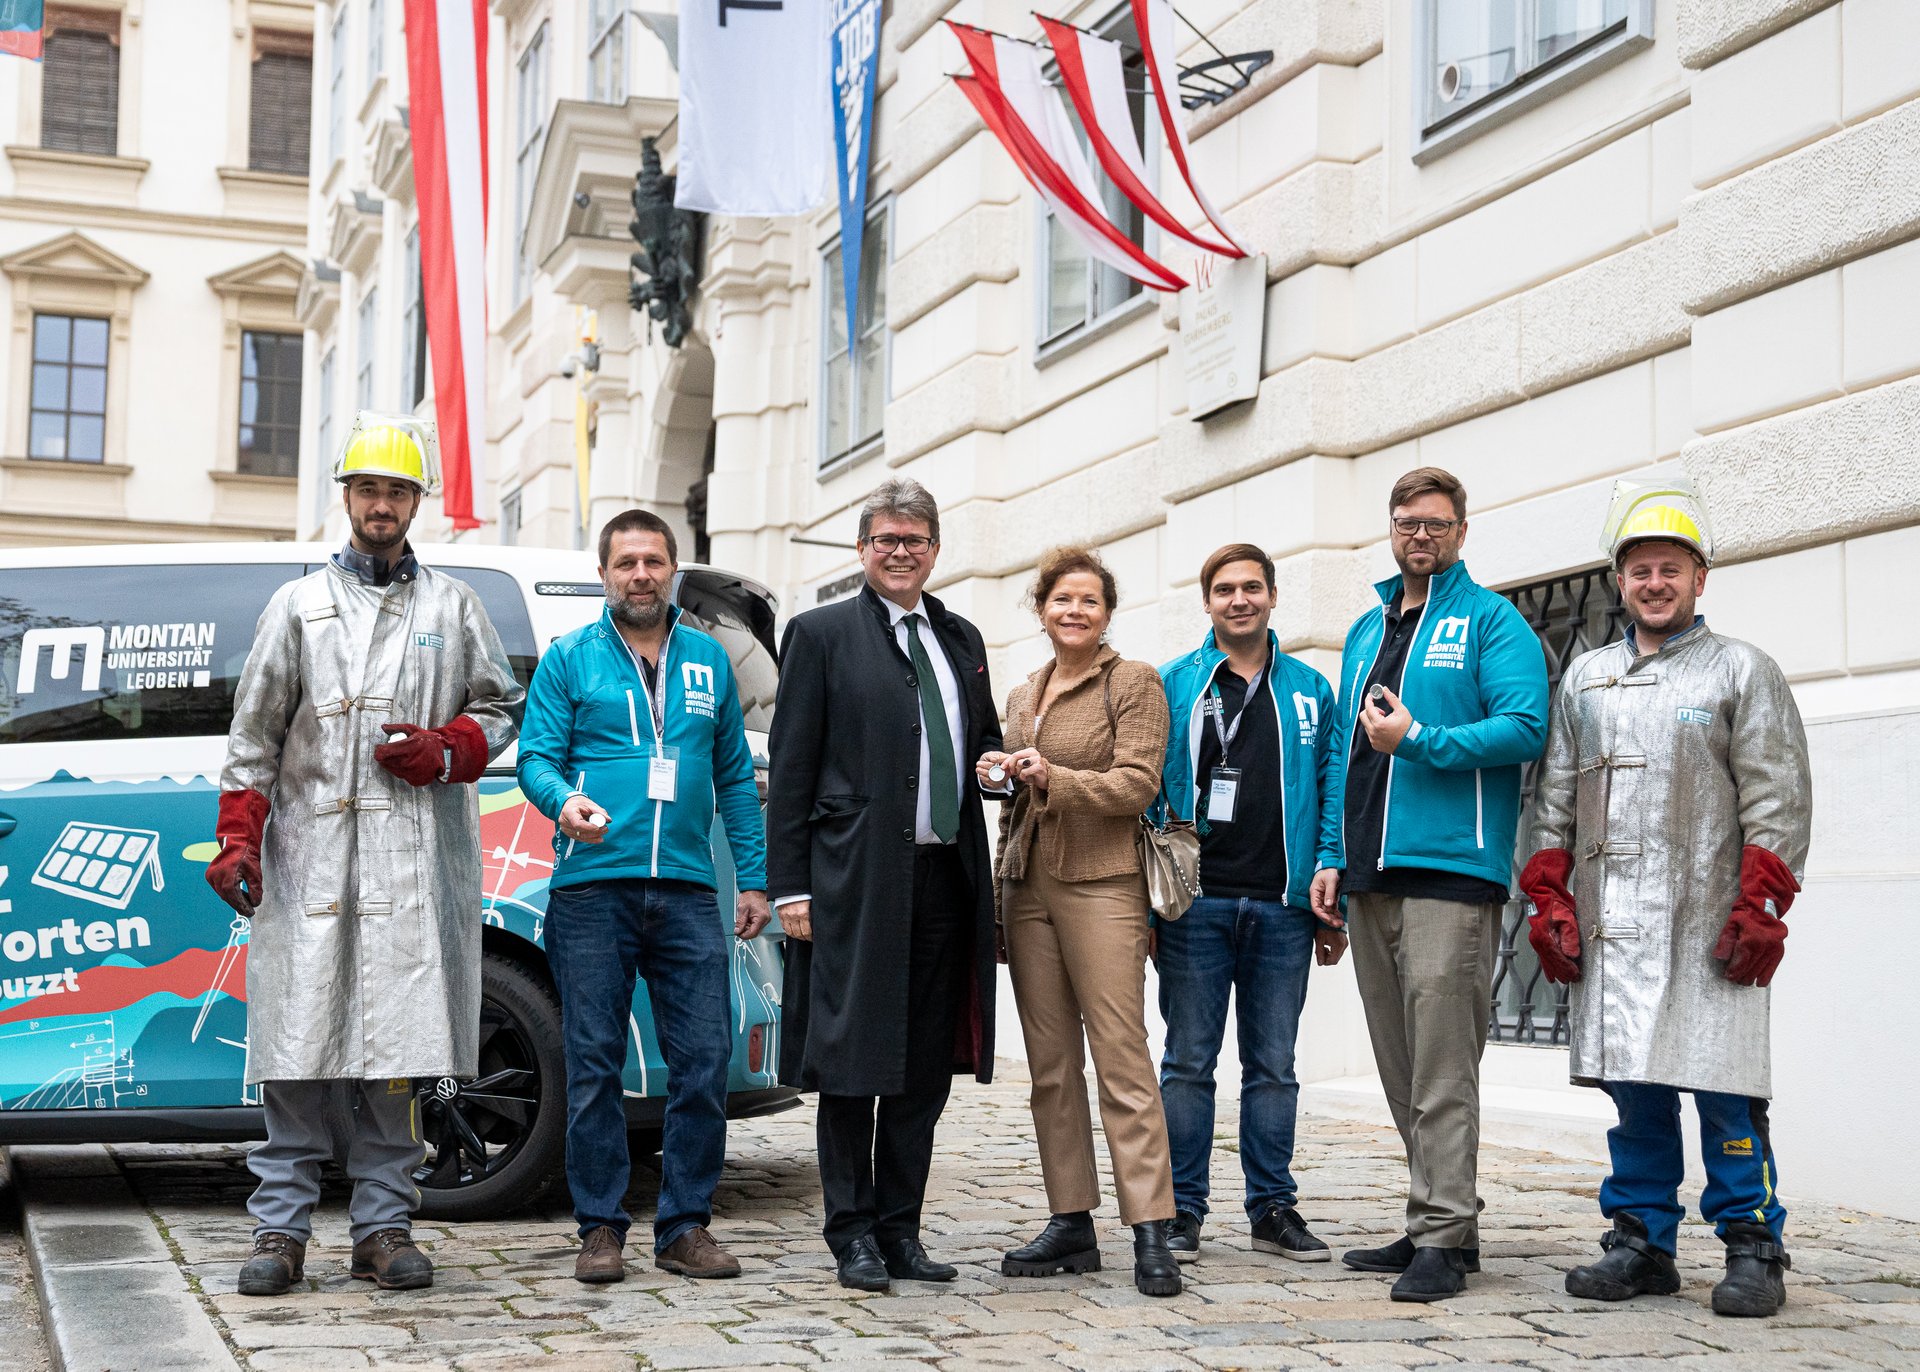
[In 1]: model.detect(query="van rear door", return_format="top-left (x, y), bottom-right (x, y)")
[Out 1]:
top-left (0, 561), bottom-right (304, 1112)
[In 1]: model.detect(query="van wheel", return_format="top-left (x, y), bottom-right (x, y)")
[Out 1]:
top-left (413, 954), bottom-right (567, 1221)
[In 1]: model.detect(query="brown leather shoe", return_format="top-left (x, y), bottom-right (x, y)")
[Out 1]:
top-left (654, 1226), bottom-right (741, 1279)
top-left (575, 1226), bottom-right (626, 1284)
top-left (348, 1228), bottom-right (434, 1290)
top-left (238, 1232), bottom-right (306, 1296)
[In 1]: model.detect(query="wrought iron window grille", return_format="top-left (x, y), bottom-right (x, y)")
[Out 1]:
top-left (1489, 564), bottom-right (1629, 1046)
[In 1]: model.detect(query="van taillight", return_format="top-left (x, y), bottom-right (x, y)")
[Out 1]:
top-left (747, 1024), bottom-right (765, 1074)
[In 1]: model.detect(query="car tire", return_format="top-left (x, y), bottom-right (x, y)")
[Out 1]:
top-left (413, 953), bottom-right (568, 1221)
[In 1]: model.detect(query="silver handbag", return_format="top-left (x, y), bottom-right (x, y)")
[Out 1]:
top-left (1137, 816), bottom-right (1202, 921)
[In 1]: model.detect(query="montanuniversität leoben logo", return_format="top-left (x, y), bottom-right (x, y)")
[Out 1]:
top-left (1422, 615), bottom-right (1471, 670)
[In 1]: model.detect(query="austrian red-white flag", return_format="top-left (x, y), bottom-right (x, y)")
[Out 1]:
top-left (1133, 0), bottom-right (1249, 257)
top-left (404, 0), bottom-right (487, 530)
top-left (948, 22), bottom-right (1184, 292)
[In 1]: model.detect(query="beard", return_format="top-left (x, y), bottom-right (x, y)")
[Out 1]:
top-left (350, 510), bottom-right (411, 554)
top-left (609, 594), bottom-right (669, 630)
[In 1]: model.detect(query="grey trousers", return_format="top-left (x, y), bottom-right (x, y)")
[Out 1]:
top-left (1348, 893), bottom-right (1497, 1249)
top-left (247, 1079), bottom-right (424, 1244)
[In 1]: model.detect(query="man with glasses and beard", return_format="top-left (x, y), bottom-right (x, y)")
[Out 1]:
top-left (1522, 482), bottom-right (1810, 1319)
top-left (1325, 467), bottom-right (1549, 1301)
top-left (517, 509), bottom-right (770, 1284)
top-left (767, 478), bottom-right (1005, 1292)
top-left (210, 413), bottom-right (523, 1297)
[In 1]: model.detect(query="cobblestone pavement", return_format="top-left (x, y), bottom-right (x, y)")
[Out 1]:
top-left (111, 1066), bottom-right (1920, 1371)
top-left (0, 1156), bottom-right (52, 1372)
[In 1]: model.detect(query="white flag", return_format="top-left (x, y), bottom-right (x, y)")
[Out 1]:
top-left (675, 1), bottom-right (832, 215)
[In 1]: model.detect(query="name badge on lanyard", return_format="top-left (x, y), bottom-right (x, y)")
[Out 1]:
top-left (1208, 767), bottom-right (1242, 824)
top-left (648, 745), bottom-right (680, 803)
top-left (1203, 668), bottom-right (1262, 824)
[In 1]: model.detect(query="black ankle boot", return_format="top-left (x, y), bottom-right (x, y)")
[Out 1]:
top-left (1003, 1212), bottom-right (1100, 1277)
top-left (1565, 1213), bottom-right (1680, 1301)
top-left (1132, 1221), bottom-right (1182, 1297)
top-left (1712, 1222), bottom-right (1789, 1317)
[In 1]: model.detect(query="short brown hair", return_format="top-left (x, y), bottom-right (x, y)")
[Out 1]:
top-left (858, 478), bottom-right (940, 545)
top-left (598, 508), bottom-right (679, 568)
top-left (1030, 545), bottom-right (1118, 614)
top-left (1200, 543), bottom-right (1274, 597)
top-left (1388, 466), bottom-right (1467, 521)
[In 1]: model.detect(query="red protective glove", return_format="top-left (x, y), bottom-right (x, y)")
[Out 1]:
top-left (1519, 847), bottom-right (1583, 985)
top-left (205, 789), bottom-right (270, 916)
top-left (374, 716), bottom-right (489, 787)
top-left (1712, 845), bottom-right (1798, 987)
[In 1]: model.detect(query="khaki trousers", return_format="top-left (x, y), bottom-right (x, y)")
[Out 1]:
top-left (1003, 865), bottom-right (1175, 1225)
top-left (1348, 892), bottom-right (1498, 1249)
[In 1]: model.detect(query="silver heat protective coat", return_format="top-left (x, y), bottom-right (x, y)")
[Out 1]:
top-left (1528, 620), bottom-right (1810, 1099)
top-left (221, 562), bottom-right (524, 1084)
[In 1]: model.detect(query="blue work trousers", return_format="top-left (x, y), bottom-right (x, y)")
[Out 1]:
top-left (1600, 1080), bottom-right (1788, 1255)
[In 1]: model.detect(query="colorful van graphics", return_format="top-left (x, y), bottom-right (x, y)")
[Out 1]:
top-left (0, 544), bottom-right (790, 1208)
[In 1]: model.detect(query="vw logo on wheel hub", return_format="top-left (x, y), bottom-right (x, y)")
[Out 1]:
top-left (433, 1077), bottom-right (459, 1101)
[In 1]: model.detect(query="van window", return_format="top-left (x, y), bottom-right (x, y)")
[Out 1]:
top-left (0, 563), bottom-right (305, 745)
top-left (438, 566), bottom-right (538, 690)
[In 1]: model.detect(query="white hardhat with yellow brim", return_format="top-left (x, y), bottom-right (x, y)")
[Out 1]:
top-left (333, 411), bottom-right (442, 495)
top-left (1601, 478), bottom-right (1714, 567)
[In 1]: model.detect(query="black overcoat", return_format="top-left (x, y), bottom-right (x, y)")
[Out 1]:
top-left (768, 584), bottom-right (1003, 1096)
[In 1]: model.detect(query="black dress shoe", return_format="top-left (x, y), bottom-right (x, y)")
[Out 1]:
top-left (835, 1235), bottom-right (891, 1292)
top-left (1132, 1221), bottom-right (1182, 1297)
top-left (1390, 1245), bottom-right (1468, 1303)
top-left (1003, 1211), bottom-right (1100, 1277)
top-left (880, 1236), bottom-right (957, 1283)
top-left (1167, 1211), bottom-right (1201, 1264)
top-left (1251, 1203), bottom-right (1330, 1262)
top-left (1342, 1234), bottom-right (1480, 1273)
top-left (1565, 1213), bottom-right (1681, 1301)
top-left (1712, 1222), bottom-right (1789, 1317)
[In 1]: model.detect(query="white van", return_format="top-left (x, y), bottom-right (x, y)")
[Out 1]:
top-left (0, 541), bottom-right (794, 1218)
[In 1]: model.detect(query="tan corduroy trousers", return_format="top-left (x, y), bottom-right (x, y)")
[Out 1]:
top-left (1348, 892), bottom-right (1500, 1249)
top-left (1003, 865), bottom-right (1175, 1225)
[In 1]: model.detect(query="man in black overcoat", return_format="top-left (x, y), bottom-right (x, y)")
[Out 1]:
top-left (768, 478), bottom-right (1004, 1291)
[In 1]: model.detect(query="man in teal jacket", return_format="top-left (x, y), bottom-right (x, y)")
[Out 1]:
top-left (1154, 544), bottom-right (1348, 1265)
top-left (1326, 468), bottom-right (1548, 1302)
top-left (518, 509), bottom-right (769, 1285)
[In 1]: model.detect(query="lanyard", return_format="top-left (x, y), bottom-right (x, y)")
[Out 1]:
top-left (616, 633), bottom-right (667, 739)
top-left (1206, 664), bottom-right (1264, 765)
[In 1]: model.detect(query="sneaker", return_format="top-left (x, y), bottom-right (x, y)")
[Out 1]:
top-left (575, 1226), bottom-right (626, 1284)
top-left (1251, 1203), bottom-right (1330, 1262)
top-left (237, 1232), bottom-right (306, 1296)
top-left (1167, 1211), bottom-right (1201, 1264)
top-left (348, 1228), bottom-right (434, 1290)
top-left (655, 1225), bottom-right (742, 1280)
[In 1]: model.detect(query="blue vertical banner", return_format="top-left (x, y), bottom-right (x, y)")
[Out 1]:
top-left (830, 0), bottom-right (882, 353)
top-left (0, 0), bottom-right (45, 60)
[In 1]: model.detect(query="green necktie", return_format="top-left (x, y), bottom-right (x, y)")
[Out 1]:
top-left (905, 614), bottom-right (960, 844)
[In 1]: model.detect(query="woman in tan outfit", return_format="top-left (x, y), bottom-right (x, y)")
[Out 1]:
top-left (975, 546), bottom-right (1180, 1297)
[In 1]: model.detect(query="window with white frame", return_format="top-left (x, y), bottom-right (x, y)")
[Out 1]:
top-left (28, 314), bottom-right (109, 462)
top-left (317, 347), bottom-right (337, 467)
top-left (587, 0), bottom-right (626, 103)
top-left (500, 489), bottom-right (523, 546)
top-left (819, 203), bottom-right (889, 468)
top-left (249, 34), bottom-right (313, 174)
top-left (513, 23), bottom-right (550, 303)
top-left (1416, 0), bottom-right (1653, 161)
top-left (367, 0), bottom-right (383, 83)
top-left (238, 331), bottom-right (304, 477)
top-left (1038, 5), bottom-right (1150, 347)
top-left (327, 5), bottom-right (347, 165)
top-left (355, 286), bottom-right (378, 410)
top-left (401, 226), bottom-right (426, 408)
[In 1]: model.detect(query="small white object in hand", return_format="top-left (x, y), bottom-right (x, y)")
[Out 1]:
top-left (987, 764), bottom-right (1007, 784)
top-left (588, 812), bottom-right (608, 828)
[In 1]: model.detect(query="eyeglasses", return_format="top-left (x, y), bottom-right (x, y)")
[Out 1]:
top-left (1391, 517), bottom-right (1462, 537)
top-left (865, 533), bottom-right (935, 555)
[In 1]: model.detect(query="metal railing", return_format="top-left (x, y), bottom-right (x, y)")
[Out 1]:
top-left (1488, 565), bottom-right (1629, 1044)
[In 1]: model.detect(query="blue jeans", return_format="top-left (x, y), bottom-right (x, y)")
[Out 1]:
top-left (1601, 1081), bottom-right (1788, 1255)
top-left (546, 877), bottom-right (732, 1252)
top-left (1156, 895), bottom-right (1316, 1221)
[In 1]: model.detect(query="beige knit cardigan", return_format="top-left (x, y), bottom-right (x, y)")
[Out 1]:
top-left (995, 645), bottom-right (1170, 886)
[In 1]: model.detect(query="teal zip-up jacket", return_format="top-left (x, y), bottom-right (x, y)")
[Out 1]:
top-left (1156, 629), bottom-right (1342, 911)
top-left (517, 603), bottom-right (767, 892)
top-left (1327, 559), bottom-right (1548, 889)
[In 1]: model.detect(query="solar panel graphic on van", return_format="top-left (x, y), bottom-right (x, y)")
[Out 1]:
top-left (30, 823), bottom-right (166, 911)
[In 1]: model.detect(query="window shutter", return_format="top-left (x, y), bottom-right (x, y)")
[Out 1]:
top-left (41, 28), bottom-right (119, 156)
top-left (249, 50), bottom-right (314, 175)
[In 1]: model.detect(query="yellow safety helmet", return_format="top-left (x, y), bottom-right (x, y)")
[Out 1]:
top-left (1601, 478), bottom-right (1713, 567)
top-left (333, 412), bottom-right (442, 495)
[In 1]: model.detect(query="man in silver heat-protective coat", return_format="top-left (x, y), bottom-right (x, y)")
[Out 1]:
top-left (207, 413), bottom-right (523, 1298)
top-left (1521, 480), bottom-right (1811, 1320)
